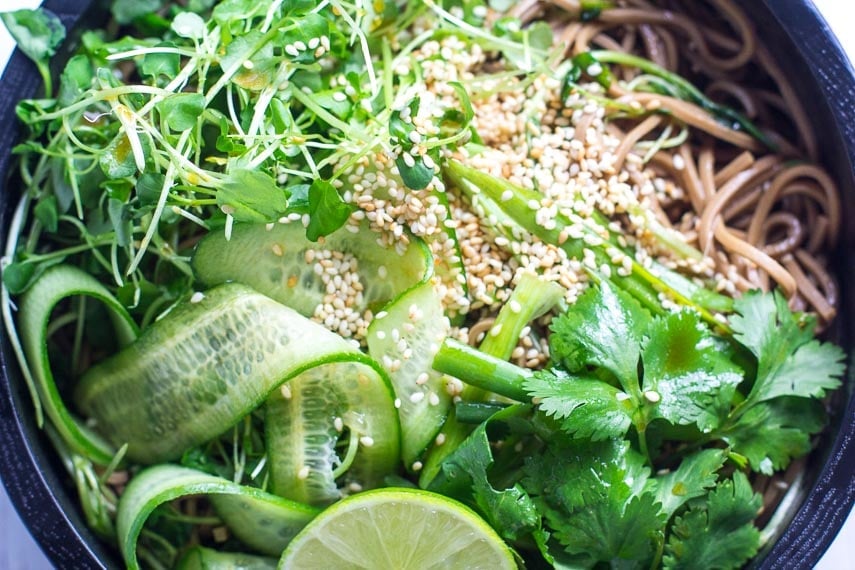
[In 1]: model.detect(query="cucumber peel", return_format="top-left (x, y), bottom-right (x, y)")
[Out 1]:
top-left (17, 265), bottom-right (139, 464)
top-left (265, 360), bottom-right (401, 505)
top-left (75, 283), bottom-right (400, 466)
top-left (117, 464), bottom-right (319, 570)
top-left (176, 546), bottom-right (277, 570)
top-left (192, 221), bottom-right (433, 318)
top-left (367, 279), bottom-right (452, 467)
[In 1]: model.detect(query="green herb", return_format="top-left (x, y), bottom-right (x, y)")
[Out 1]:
top-left (0, 8), bottom-right (66, 95)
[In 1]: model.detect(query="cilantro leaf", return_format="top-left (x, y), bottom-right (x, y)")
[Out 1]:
top-left (548, 281), bottom-right (650, 392)
top-left (428, 406), bottom-right (541, 541)
top-left (523, 439), bottom-right (664, 564)
top-left (653, 448), bottom-right (726, 517)
top-left (641, 310), bottom-right (742, 432)
top-left (663, 472), bottom-right (761, 570)
top-left (731, 290), bottom-right (844, 405)
top-left (722, 397), bottom-right (825, 474)
top-left (217, 169), bottom-right (290, 223)
top-left (305, 179), bottom-right (354, 242)
top-left (524, 369), bottom-right (632, 440)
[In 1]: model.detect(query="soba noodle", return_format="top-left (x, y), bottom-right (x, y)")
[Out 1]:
top-left (511, 0), bottom-right (841, 327)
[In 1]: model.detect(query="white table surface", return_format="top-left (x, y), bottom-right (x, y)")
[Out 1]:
top-left (1, 1), bottom-right (854, 568)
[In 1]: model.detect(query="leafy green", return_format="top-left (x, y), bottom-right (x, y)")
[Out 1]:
top-left (526, 369), bottom-right (632, 440)
top-left (548, 279), bottom-right (648, 386)
top-left (731, 290), bottom-right (844, 405)
top-left (217, 169), bottom-right (290, 223)
top-left (428, 406), bottom-right (541, 541)
top-left (112, 0), bottom-right (165, 25)
top-left (653, 449), bottom-right (726, 517)
top-left (722, 397), bottom-right (825, 474)
top-left (663, 472), bottom-right (761, 570)
top-left (140, 43), bottom-right (180, 80)
top-left (157, 93), bottom-right (206, 131)
top-left (523, 438), bottom-right (664, 565)
top-left (305, 179), bottom-right (354, 241)
top-left (642, 310), bottom-right (742, 432)
top-left (1, 8), bottom-right (66, 94)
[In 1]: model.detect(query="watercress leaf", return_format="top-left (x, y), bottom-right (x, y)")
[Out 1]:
top-left (141, 42), bottom-right (179, 80)
top-left (111, 0), bottom-right (165, 25)
top-left (219, 30), bottom-right (276, 90)
top-left (34, 195), bottom-right (59, 233)
top-left (395, 153), bottom-right (435, 191)
top-left (428, 406), bottom-right (541, 541)
top-left (305, 179), bottom-right (354, 241)
top-left (217, 169), bottom-right (290, 223)
top-left (284, 183), bottom-right (310, 215)
top-left (732, 290), bottom-right (844, 404)
top-left (171, 12), bottom-right (206, 40)
top-left (1, 8), bottom-right (65, 66)
top-left (549, 280), bottom-right (650, 391)
top-left (100, 133), bottom-right (139, 179)
top-left (524, 369), bottom-right (632, 440)
top-left (211, 0), bottom-right (265, 24)
top-left (2, 257), bottom-right (65, 294)
top-left (663, 472), bottom-right (761, 570)
top-left (641, 310), bottom-right (742, 431)
top-left (157, 93), bottom-right (206, 131)
top-left (136, 172), bottom-right (166, 207)
top-left (2, 261), bottom-right (36, 294)
top-left (721, 397), bottom-right (825, 474)
top-left (58, 54), bottom-right (93, 106)
top-left (652, 448), bottom-right (726, 517)
top-left (108, 198), bottom-right (132, 247)
top-left (281, 13), bottom-right (331, 64)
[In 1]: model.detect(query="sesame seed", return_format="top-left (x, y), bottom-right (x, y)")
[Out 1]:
top-left (644, 390), bottom-right (661, 403)
top-left (190, 291), bottom-right (205, 303)
top-left (410, 391), bottom-right (425, 403)
top-left (297, 466), bottom-right (310, 480)
top-left (360, 436), bottom-right (375, 447)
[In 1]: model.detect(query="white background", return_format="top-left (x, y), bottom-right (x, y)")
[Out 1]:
top-left (0, 0), bottom-right (853, 568)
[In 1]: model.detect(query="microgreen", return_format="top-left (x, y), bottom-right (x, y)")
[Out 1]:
top-left (1, 8), bottom-right (65, 95)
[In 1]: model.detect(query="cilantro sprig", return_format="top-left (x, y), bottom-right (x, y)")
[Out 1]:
top-left (432, 282), bottom-right (844, 567)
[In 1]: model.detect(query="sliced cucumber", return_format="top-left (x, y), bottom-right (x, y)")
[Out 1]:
top-left (367, 280), bottom-right (452, 467)
top-left (75, 283), bottom-right (398, 465)
top-left (176, 546), bottom-right (276, 570)
top-left (192, 221), bottom-right (432, 318)
top-left (116, 464), bottom-right (318, 570)
top-left (265, 360), bottom-right (400, 505)
top-left (17, 265), bottom-right (139, 465)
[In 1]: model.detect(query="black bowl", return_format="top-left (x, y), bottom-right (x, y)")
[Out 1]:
top-left (1, 1), bottom-right (854, 568)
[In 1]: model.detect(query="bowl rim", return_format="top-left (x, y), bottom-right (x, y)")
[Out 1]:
top-left (0, 0), bottom-right (854, 568)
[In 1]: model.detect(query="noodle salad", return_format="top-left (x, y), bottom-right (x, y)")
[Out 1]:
top-left (0, 0), bottom-right (845, 568)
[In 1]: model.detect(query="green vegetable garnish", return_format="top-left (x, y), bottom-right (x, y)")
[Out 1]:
top-left (0, 1), bottom-right (845, 568)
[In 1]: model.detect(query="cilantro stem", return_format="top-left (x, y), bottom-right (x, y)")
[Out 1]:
top-left (454, 402), bottom-right (509, 425)
top-left (433, 338), bottom-right (532, 403)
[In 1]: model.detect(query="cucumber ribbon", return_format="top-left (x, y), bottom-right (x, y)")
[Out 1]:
top-left (18, 265), bottom-right (139, 464)
top-left (117, 465), bottom-right (318, 570)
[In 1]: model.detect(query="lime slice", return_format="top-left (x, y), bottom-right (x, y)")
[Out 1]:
top-left (279, 488), bottom-right (516, 569)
